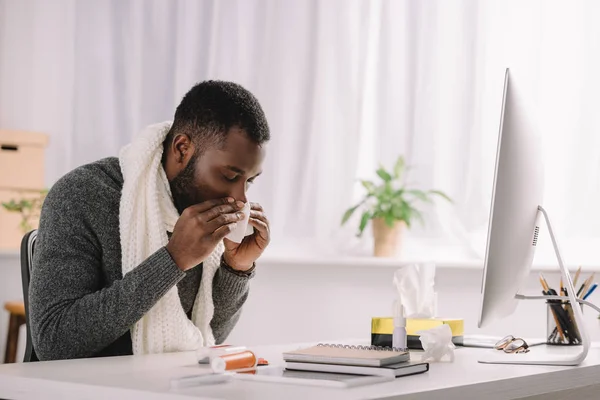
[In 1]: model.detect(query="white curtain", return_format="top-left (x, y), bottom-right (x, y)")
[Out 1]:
top-left (1, 0), bottom-right (599, 264)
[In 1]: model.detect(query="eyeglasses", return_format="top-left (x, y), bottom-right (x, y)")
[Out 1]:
top-left (494, 335), bottom-right (530, 354)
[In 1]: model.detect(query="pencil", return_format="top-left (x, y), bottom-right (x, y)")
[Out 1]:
top-left (580, 274), bottom-right (595, 299)
top-left (576, 274), bottom-right (591, 297)
top-left (549, 301), bottom-right (566, 342)
top-left (587, 273), bottom-right (595, 291)
top-left (560, 278), bottom-right (564, 297)
top-left (540, 275), bottom-right (565, 342)
top-left (562, 286), bottom-right (582, 344)
top-left (573, 266), bottom-right (582, 288)
top-left (576, 283), bottom-right (586, 298)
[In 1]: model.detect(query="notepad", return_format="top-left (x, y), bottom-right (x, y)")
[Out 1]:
top-left (282, 344), bottom-right (410, 367)
top-left (285, 360), bottom-right (428, 379)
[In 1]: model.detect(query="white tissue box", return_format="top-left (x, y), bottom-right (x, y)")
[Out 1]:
top-left (371, 317), bottom-right (464, 349)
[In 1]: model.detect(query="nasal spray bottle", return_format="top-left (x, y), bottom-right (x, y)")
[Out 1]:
top-left (392, 299), bottom-right (407, 349)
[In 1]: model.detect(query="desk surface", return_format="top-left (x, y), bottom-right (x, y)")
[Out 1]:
top-left (2, 343), bottom-right (600, 400)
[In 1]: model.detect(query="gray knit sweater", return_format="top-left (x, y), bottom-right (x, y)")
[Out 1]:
top-left (29, 157), bottom-right (251, 361)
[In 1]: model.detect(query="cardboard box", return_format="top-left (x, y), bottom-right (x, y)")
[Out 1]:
top-left (0, 130), bottom-right (48, 249)
top-left (371, 317), bottom-right (464, 349)
top-left (0, 130), bottom-right (48, 190)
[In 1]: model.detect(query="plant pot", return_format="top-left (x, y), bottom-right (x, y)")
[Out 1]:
top-left (372, 218), bottom-right (405, 257)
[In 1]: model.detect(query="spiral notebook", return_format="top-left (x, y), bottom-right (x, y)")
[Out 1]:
top-left (282, 344), bottom-right (410, 367)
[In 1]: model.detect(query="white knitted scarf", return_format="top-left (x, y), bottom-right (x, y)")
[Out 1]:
top-left (118, 121), bottom-right (221, 355)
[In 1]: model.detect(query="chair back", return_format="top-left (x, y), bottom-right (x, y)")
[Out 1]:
top-left (20, 229), bottom-right (38, 362)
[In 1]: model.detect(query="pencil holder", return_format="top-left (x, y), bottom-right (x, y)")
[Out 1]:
top-left (546, 300), bottom-right (582, 346)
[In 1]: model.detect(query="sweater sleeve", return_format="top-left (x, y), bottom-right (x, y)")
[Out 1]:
top-left (29, 179), bottom-right (186, 360)
top-left (210, 265), bottom-right (252, 344)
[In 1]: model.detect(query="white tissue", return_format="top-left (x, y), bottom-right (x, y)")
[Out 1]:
top-left (225, 202), bottom-right (254, 243)
top-left (393, 263), bottom-right (437, 318)
top-left (417, 324), bottom-right (456, 363)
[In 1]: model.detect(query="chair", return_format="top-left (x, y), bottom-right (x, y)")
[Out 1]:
top-left (20, 230), bottom-right (38, 362)
top-left (3, 301), bottom-right (25, 363)
top-left (2, 230), bottom-right (37, 363)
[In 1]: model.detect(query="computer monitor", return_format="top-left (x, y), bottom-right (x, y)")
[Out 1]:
top-left (476, 69), bottom-right (590, 366)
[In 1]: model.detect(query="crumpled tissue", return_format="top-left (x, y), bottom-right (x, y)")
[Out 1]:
top-left (225, 202), bottom-right (254, 243)
top-left (393, 263), bottom-right (437, 318)
top-left (417, 324), bottom-right (456, 363)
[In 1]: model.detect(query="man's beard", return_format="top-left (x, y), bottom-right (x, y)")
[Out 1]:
top-left (169, 154), bottom-right (204, 214)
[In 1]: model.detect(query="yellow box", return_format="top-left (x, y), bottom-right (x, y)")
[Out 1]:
top-left (371, 317), bottom-right (464, 349)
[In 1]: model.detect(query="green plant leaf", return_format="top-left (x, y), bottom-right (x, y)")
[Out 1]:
top-left (341, 196), bottom-right (370, 226)
top-left (393, 156), bottom-right (405, 179)
top-left (361, 180), bottom-right (376, 194)
top-left (430, 190), bottom-right (452, 202)
top-left (406, 189), bottom-right (431, 202)
top-left (1, 189), bottom-right (50, 233)
top-left (412, 208), bottom-right (425, 225)
top-left (2, 201), bottom-right (22, 212)
top-left (393, 188), bottom-right (405, 198)
top-left (358, 211), bottom-right (371, 236)
top-left (401, 201), bottom-right (412, 221)
top-left (376, 167), bottom-right (392, 182)
top-left (341, 204), bottom-right (359, 225)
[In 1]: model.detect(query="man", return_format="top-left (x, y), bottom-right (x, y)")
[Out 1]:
top-left (29, 80), bottom-right (270, 360)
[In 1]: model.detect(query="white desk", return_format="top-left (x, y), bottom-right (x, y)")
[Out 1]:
top-left (2, 343), bottom-right (600, 400)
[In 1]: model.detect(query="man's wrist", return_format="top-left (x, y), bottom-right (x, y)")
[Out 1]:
top-left (221, 254), bottom-right (255, 276)
top-left (165, 244), bottom-right (187, 272)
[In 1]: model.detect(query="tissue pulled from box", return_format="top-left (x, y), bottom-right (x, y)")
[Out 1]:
top-left (225, 202), bottom-right (254, 243)
top-left (393, 263), bottom-right (436, 318)
top-left (417, 324), bottom-right (456, 363)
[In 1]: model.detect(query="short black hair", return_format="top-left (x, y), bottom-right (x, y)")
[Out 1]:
top-left (165, 80), bottom-right (270, 153)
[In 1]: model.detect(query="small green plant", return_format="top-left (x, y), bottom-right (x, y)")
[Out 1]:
top-left (1, 189), bottom-right (48, 233)
top-left (341, 156), bottom-right (451, 236)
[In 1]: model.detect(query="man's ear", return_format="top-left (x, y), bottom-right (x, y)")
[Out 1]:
top-left (171, 133), bottom-right (196, 164)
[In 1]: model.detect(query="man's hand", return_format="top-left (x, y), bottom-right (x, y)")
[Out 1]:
top-left (166, 198), bottom-right (245, 271)
top-left (223, 202), bottom-right (270, 271)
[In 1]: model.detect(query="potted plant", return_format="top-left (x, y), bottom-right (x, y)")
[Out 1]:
top-left (1, 189), bottom-right (48, 234)
top-left (341, 156), bottom-right (451, 257)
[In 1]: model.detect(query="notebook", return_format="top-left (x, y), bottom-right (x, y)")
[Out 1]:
top-left (285, 360), bottom-right (429, 379)
top-left (235, 366), bottom-right (393, 388)
top-left (282, 343), bottom-right (410, 367)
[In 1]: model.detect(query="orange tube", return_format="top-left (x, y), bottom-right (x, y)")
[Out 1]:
top-left (210, 350), bottom-right (257, 373)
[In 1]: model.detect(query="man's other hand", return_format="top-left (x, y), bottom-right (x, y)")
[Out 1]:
top-left (166, 198), bottom-right (245, 271)
top-left (223, 202), bottom-right (270, 271)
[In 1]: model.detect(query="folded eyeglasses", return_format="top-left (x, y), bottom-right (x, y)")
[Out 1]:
top-left (494, 335), bottom-right (530, 354)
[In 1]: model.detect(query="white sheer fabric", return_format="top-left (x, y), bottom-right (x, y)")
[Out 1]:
top-left (1, 0), bottom-right (599, 263)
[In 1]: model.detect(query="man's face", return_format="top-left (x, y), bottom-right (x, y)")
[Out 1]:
top-left (169, 127), bottom-right (265, 214)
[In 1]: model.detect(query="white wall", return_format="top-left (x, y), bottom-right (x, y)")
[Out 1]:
top-left (228, 262), bottom-right (600, 346)
top-left (2, 254), bottom-right (599, 363)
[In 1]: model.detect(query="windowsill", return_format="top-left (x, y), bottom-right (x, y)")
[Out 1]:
top-left (1, 247), bottom-right (598, 273)
top-left (256, 253), bottom-right (600, 272)
top-left (255, 237), bottom-right (600, 272)
top-left (256, 252), bottom-right (483, 269)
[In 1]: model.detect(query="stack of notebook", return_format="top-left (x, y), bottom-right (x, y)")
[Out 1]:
top-left (282, 344), bottom-right (429, 378)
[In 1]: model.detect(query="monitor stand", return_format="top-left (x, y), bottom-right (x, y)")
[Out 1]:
top-left (478, 205), bottom-right (591, 366)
